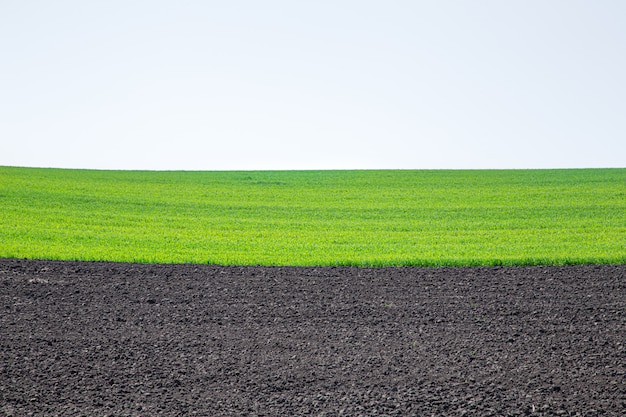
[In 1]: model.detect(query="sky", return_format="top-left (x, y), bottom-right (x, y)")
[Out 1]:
top-left (1, 1), bottom-right (625, 171)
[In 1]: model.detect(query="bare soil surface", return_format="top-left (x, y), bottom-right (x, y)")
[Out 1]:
top-left (1, 259), bottom-right (625, 416)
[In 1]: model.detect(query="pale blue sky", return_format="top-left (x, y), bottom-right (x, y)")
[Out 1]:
top-left (1, 1), bottom-right (624, 170)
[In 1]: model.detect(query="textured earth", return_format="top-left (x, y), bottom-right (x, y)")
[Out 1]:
top-left (1, 259), bottom-right (625, 416)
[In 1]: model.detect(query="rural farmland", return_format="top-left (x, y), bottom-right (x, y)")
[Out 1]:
top-left (1, 166), bottom-right (624, 266)
top-left (1, 167), bottom-right (625, 415)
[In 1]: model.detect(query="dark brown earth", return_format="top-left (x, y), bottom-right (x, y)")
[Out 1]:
top-left (1, 260), bottom-right (625, 416)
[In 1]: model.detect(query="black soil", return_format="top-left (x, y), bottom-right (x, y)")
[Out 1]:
top-left (1, 260), bottom-right (625, 416)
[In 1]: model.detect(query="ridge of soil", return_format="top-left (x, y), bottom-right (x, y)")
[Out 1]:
top-left (1, 259), bottom-right (625, 416)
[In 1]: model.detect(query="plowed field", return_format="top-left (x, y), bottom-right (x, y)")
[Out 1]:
top-left (1, 260), bottom-right (625, 416)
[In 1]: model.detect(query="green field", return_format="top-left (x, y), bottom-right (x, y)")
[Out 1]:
top-left (1, 166), bottom-right (624, 266)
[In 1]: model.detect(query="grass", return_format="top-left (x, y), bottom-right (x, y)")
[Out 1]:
top-left (1, 166), bottom-right (624, 267)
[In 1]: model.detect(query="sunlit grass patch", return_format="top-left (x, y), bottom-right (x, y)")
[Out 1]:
top-left (1, 166), bottom-right (624, 266)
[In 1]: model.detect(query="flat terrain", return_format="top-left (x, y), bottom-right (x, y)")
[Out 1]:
top-left (2, 166), bottom-right (625, 266)
top-left (1, 259), bottom-right (624, 416)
